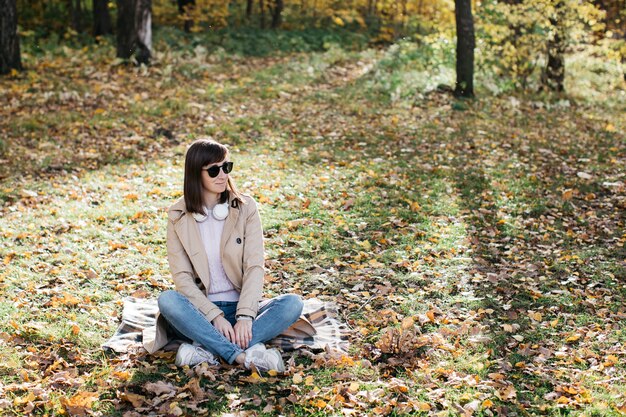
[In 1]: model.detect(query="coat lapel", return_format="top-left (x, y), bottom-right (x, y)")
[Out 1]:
top-left (174, 210), bottom-right (211, 290)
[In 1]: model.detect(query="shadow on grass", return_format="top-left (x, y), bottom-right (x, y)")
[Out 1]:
top-left (449, 124), bottom-right (626, 413)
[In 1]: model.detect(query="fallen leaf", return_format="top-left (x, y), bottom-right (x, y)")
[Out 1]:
top-left (119, 392), bottom-right (145, 408)
top-left (145, 380), bottom-right (177, 396)
top-left (60, 391), bottom-right (98, 416)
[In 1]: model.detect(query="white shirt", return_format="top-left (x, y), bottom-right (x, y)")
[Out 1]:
top-left (196, 208), bottom-right (240, 302)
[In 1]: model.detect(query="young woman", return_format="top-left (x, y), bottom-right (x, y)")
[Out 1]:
top-left (157, 139), bottom-right (303, 372)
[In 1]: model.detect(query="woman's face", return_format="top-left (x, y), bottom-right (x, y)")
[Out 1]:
top-left (201, 159), bottom-right (230, 196)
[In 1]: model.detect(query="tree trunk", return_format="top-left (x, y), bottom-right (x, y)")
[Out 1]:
top-left (116, 0), bottom-right (135, 60)
top-left (454, 0), bottom-right (475, 97)
top-left (541, 0), bottom-right (566, 92)
top-left (401, 0), bottom-right (408, 29)
top-left (176, 0), bottom-right (194, 32)
top-left (68, 0), bottom-right (82, 32)
top-left (93, 0), bottom-right (113, 37)
top-left (259, 0), bottom-right (266, 29)
top-left (246, 0), bottom-right (253, 20)
top-left (116, 0), bottom-right (151, 64)
top-left (270, 0), bottom-right (283, 28)
top-left (134, 0), bottom-right (151, 65)
top-left (622, 29), bottom-right (625, 82)
top-left (0, 0), bottom-right (21, 74)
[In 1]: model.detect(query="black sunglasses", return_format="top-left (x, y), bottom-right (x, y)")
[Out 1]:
top-left (203, 162), bottom-right (234, 178)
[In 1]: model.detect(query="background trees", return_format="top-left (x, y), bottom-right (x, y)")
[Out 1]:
top-left (3, 0), bottom-right (623, 95)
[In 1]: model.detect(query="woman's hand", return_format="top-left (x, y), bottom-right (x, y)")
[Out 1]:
top-left (212, 315), bottom-right (235, 343)
top-left (233, 320), bottom-right (253, 349)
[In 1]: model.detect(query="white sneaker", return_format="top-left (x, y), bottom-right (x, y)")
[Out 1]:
top-left (175, 343), bottom-right (220, 367)
top-left (245, 343), bottom-right (267, 354)
top-left (244, 345), bottom-right (285, 372)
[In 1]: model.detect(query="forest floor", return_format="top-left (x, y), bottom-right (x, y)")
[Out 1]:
top-left (1, 32), bottom-right (625, 416)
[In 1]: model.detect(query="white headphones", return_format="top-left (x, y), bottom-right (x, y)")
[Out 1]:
top-left (192, 202), bottom-right (230, 222)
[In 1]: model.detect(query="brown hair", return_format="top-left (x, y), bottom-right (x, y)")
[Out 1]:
top-left (183, 138), bottom-right (243, 214)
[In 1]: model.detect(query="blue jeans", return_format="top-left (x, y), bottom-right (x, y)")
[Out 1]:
top-left (157, 290), bottom-right (303, 364)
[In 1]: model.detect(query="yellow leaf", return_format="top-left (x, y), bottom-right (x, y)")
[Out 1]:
top-left (556, 396), bottom-right (570, 404)
top-left (169, 402), bottom-right (184, 416)
top-left (416, 402), bottom-right (431, 411)
top-left (313, 399), bottom-right (327, 408)
top-left (293, 373), bottom-right (303, 384)
top-left (119, 392), bottom-right (145, 408)
top-left (482, 399), bottom-right (494, 408)
top-left (61, 391), bottom-right (98, 415)
top-left (530, 312), bottom-right (542, 321)
top-left (3, 253), bottom-right (15, 265)
top-left (333, 16), bottom-right (344, 26)
top-left (94, 108), bottom-right (106, 115)
top-left (401, 316), bottom-right (414, 329)
top-left (14, 391), bottom-right (36, 406)
top-left (19, 369), bottom-right (29, 382)
top-left (604, 355), bottom-right (618, 366)
top-left (305, 375), bottom-right (315, 386)
top-left (348, 382), bottom-right (359, 393)
top-left (71, 324), bottom-right (80, 335)
top-left (562, 189), bottom-right (574, 200)
top-left (112, 371), bottom-right (131, 381)
top-left (566, 334), bottom-right (581, 343)
top-left (460, 393), bottom-right (472, 402)
top-left (394, 384), bottom-right (409, 393)
top-left (426, 310), bottom-right (436, 322)
top-left (497, 385), bottom-right (517, 400)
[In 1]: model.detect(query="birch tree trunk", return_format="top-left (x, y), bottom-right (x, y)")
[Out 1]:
top-left (116, 0), bottom-right (151, 65)
top-left (135, 0), bottom-right (152, 65)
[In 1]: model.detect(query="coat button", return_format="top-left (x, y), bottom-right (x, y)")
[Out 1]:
top-left (236, 238), bottom-right (242, 244)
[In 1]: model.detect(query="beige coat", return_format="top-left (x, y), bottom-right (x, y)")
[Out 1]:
top-left (143, 193), bottom-right (265, 353)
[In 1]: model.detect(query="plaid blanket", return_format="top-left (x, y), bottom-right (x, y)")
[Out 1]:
top-left (103, 297), bottom-right (350, 354)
